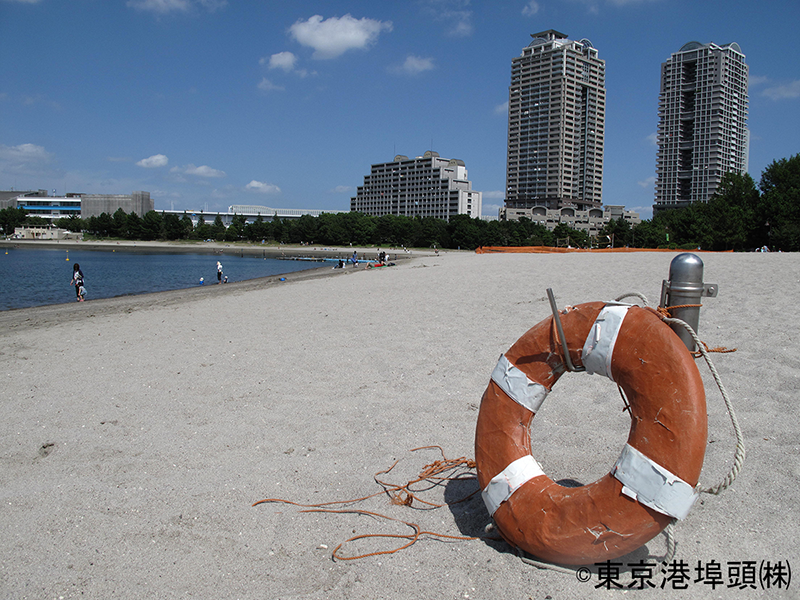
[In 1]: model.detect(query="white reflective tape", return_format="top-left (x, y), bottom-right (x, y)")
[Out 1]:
top-left (611, 444), bottom-right (699, 520)
top-left (581, 304), bottom-right (631, 381)
top-left (491, 354), bottom-right (549, 413)
top-left (481, 455), bottom-right (545, 516)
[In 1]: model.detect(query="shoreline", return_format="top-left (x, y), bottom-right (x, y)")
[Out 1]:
top-left (0, 256), bottom-right (397, 332)
top-left (0, 238), bottom-right (433, 260)
top-left (1, 239), bottom-right (434, 319)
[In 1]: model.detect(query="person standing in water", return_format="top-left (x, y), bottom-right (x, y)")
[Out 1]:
top-left (70, 263), bottom-right (85, 302)
top-left (216, 261), bottom-right (223, 284)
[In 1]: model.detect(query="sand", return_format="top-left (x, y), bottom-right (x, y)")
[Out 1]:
top-left (0, 250), bottom-right (797, 599)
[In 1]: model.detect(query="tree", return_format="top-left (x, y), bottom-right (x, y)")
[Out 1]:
top-left (759, 153), bottom-right (800, 251)
top-left (447, 214), bottom-right (480, 249)
top-left (704, 172), bottom-right (759, 250)
top-left (212, 215), bottom-right (226, 241)
top-left (552, 223), bottom-right (588, 248)
top-left (180, 213), bottom-right (194, 239)
top-left (164, 213), bottom-right (184, 240)
top-left (125, 212), bottom-right (143, 240)
top-left (0, 207), bottom-right (27, 235)
top-left (112, 208), bottom-right (127, 238)
top-left (55, 215), bottom-right (85, 232)
top-left (141, 210), bottom-right (164, 240)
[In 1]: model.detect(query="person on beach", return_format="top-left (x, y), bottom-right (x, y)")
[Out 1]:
top-left (217, 261), bottom-right (223, 284)
top-left (70, 263), bottom-right (85, 302)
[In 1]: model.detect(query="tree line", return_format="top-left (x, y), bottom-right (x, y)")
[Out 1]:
top-left (2, 154), bottom-right (797, 251)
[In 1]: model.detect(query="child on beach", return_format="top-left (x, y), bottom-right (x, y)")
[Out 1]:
top-left (70, 263), bottom-right (85, 302)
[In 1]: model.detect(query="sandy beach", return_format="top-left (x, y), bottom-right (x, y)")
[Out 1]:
top-left (1, 250), bottom-right (796, 599)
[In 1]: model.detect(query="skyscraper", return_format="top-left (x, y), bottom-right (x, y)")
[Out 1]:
top-left (654, 41), bottom-right (749, 213)
top-left (504, 30), bottom-right (605, 214)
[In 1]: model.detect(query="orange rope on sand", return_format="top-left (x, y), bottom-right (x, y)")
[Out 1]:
top-left (252, 446), bottom-right (483, 560)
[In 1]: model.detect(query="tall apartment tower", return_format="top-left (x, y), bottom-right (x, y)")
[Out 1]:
top-left (654, 41), bottom-right (749, 213)
top-left (505, 30), bottom-right (605, 213)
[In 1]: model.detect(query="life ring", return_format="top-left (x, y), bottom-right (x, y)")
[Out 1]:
top-left (475, 301), bottom-right (707, 565)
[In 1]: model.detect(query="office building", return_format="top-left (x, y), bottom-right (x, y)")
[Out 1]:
top-left (1, 190), bottom-right (153, 221)
top-left (654, 41), bottom-right (749, 212)
top-left (351, 151), bottom-right (482, 220)
top-left (505, 30), bottom-right (606, 215)
top-left (500, 204), bottom-right (640, 235)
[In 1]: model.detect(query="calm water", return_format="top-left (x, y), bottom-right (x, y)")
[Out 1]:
top-left (0, 247), bottom-right (325, 311)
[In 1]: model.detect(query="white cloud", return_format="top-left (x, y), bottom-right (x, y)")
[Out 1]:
top-left (494, 101), bottom-right (509, 115)
top-left (265, 51), bottom-right (298, 72)
top-left (637, 176), bottom-right (656, 188)
top-left (646, 132), bottom-right (657, 146)
top-left (126, 0), bottom-right (226, 13)
top-left (260, 51), bottom-right (310, 79)
top-left (257, 78), bottom-right (285, 92)
top-left (330, 185), bottom-right (354, 194)
top-left (196, 0), bottom-right (226, 10)
top-left (395, 55), bottom-right (435, 75)
top-left (288, 14), bottom-right (392, 60)
top-left (482, 190), bottom-right (505, 200)
top-left (0, 143), bottom-right (52, 163)
top-left (748, 74), bottom-right (769, 87)
top-left (136, 154), bottom-right (169, 168)
top-left (448, 19), bottom-right (473, 37)
top-left (763, 79), bottom-right (800, 101)
top-left (482, 203), bottom-right (503, 216)
top-left (127, 0), bottom-right (190, 13)
top-left (171, 164), bottom-right (226, 178)
top-left (565, 0), bottom-right (661, 13)
top-left (246, 180), bottom-right (281, 194)
top-left (4, 0), bottom-right (43, 3)
top-left (607, 0), bottom-right (661, 5)
top-left (522, 1), bottom-right (540, 16)
top-left (424, 0), bottom-right (473, 37)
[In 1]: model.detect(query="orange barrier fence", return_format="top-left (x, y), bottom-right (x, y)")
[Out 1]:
top-left (475, 246), bottom-right (729, 254)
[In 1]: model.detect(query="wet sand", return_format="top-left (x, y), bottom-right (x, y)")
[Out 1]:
top-left (0, 250), bottom-right (796, 599)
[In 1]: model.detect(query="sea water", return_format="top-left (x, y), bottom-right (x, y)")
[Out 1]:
top-left (0, 247), bottom-right (325, 311)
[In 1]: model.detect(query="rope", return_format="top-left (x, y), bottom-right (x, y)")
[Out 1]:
top-left (654, 312), bottom-right (746, 495)
top-left (614, 292), bottom-right (649, 306)
top-left (662, 519), bottom-right (677, 568)
top-left (252, 446), bottom-right (481, 560)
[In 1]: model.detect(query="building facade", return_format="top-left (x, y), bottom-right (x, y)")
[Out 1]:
top-left (654, 41), bottom-right (749, 213)
top-left (505, 30), bottom-right (606, 213)
top-left (80, 191), bottom-right (153, 219)
top-left (351, 151), bottom-right (482, 220)
top-left (0, 190), bottom-right (153, 220)
top-left (500, 204), bottom-right (640, 236)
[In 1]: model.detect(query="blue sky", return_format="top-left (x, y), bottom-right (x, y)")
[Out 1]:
top-left (1, 0), bottom-right (798, 219)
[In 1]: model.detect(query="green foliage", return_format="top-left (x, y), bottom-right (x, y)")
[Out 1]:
top-left (55, 215), bottom-right (85, 232)
top-left (635, 156), bottom-right (800, 251)
top-left (24, 154), bottom-right (798, 251)
top-left (0, 207), bottom-right (27, 235)
top-left (758, 154), bottom-right (800, 251)
top-left (141, 210), bottom-right (164, 241)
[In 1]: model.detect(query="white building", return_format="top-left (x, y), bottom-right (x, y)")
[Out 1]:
top-left (500, 204), bottom-right (640, 235)
top-left (0, 190), bottom-right (153, 220)
top-left (505, 30), bottom-right (606, 212)
top-left (654, 41), bottom-right (749, 213)
top-left (351, 151), bottom-right (482, 220)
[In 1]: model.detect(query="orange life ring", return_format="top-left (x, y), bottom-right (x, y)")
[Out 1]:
top-left (475, 301), bottom-right (707, 565)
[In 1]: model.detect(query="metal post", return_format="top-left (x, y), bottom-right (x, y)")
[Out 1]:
top-left (659, 253), bottom-right (718, 351)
